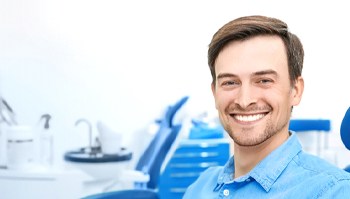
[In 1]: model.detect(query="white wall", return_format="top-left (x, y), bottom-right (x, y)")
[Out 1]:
top-left (1, 0), bottom-right (350, 167)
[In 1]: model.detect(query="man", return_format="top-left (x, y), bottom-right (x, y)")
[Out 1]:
top-left (183, 15), bottom-right (350, 198)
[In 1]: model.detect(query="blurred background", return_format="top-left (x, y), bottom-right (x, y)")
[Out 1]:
top-left (1, 0), bottom-right (350, 198)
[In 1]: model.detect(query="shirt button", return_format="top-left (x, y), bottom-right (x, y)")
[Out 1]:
top-left (223, 189), bottom-right (230, 196)
top-left (246, 178), bottom-right (251, 182)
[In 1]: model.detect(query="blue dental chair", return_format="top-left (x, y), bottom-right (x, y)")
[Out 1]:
top-left (341, 106), bottom-right (350, 172)
top-left (82, 96), bottom-right (189, 199)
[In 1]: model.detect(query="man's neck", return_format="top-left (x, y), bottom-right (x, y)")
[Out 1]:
top-left (233, 131), bottom-right (290, 179)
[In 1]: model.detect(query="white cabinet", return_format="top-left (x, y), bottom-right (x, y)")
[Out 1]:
top-left (0, 168), bottom-right (90, 199)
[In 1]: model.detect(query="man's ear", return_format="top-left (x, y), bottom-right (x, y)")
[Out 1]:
top-left (291, 76), bottom-right (304, 106)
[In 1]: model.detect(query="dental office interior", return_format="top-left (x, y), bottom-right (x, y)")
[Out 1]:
top-left (1, 0), bottom-right (350, 198)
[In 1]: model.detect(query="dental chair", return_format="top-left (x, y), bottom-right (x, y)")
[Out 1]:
top-left (158, 120), bottom-right (230, 199)
top-left (341, 106), bottom-right (350, 172)
top-left (82, 96), bottom-right (189, 199)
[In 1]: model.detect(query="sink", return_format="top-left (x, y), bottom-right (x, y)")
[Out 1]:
top-left (64, 147), bottom-right (132, 180)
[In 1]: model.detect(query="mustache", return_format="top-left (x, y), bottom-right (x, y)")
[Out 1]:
top-left (227, 104), bottom-right (272, 113)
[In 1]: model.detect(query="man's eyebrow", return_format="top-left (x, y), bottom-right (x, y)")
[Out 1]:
top-left (252, 69), bottom-right (278, 76)
top-left (217, 70), bottom-right (278, 79)
top-left (217, 73), bottom-right (238, 79)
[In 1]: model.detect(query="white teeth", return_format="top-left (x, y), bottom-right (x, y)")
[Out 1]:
top-left (235, 114), bottom-right (265, 122)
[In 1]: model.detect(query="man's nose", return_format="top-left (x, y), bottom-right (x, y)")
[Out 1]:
top-left (235, 84), bottom-right (257, 109)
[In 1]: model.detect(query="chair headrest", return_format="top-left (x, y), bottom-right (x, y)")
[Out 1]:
top-left (341, 107), bottom-right (350, 150)
top-left (289, 119), bottom-right (331, 132)
top-left (165, 96), bottom-right (189, 127)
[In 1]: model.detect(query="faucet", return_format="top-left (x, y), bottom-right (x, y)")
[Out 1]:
top-left (75, 118), bottom-right (93, 149)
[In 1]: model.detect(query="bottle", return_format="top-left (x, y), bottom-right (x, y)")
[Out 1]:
top-left (39, 114), bottom-right (53, 168)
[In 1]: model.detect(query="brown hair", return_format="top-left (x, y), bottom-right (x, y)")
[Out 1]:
top-left (208, 15), bottom-right (304, 86)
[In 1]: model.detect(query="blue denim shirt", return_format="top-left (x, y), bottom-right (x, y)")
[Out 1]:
top-left (183, 132), bottom-right (350, 199)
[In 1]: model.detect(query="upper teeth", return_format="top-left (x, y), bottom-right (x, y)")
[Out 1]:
top-left (235, 114), bottom-right (265, 122)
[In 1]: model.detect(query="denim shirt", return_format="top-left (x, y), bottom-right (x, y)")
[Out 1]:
top-left (183, 132), bottom-right (350, 199)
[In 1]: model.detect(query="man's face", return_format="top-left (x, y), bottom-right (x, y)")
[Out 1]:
top-left (212, 35), bottom-right (303, 147)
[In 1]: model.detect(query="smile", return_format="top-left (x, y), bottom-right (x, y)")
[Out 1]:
top-left (233, 113), bottom-right (267, 122)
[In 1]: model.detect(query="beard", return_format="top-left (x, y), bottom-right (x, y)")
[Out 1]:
top-left (221, 106), bottom-right (289, 147)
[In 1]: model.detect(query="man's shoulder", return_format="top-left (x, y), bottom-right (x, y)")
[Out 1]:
top-left (187, 165), bottom-right (225, 188)
top-left (272, 152), bottom-right (350, 198)
top-left (182, 166), bottom-right (224, 199)
top-left (294, 151), bottom-right (350, 182)
top-left (197, 166), bottom-right (224, 182)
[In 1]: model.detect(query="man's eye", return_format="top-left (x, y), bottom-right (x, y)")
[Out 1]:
top-left (222, 81), bottom-right (239, 86)
top-left (258, 79), bottom-right (273, 84)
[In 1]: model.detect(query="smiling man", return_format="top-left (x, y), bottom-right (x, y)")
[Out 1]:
top-left (183, 15), bottom-right (350, 198)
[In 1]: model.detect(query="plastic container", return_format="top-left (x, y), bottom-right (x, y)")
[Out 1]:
top-left (6, 126), bottom-right (35, 170)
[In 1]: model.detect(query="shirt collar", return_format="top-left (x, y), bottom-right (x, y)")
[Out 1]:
top-left (217, 132), bottom-right (302, 192)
